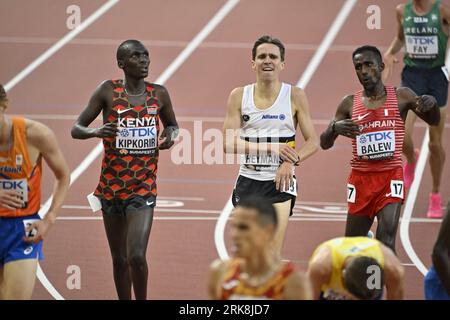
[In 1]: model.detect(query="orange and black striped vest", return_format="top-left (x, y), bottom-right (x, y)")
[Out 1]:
top-left (95, 80), bottom-right (160, 200)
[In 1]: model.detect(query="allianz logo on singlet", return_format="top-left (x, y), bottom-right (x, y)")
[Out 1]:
top-left (261, 114), bottom-right (286, 120)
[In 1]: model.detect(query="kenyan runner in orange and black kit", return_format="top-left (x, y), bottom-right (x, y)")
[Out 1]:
top-left (72, 40), bottom-right (178, 299)
top-left (95, 79), bottom-right (160, 201)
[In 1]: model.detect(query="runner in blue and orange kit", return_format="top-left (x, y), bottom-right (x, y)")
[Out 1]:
top-left (0, 84), bottom-right (70, 299)
top-left (71, 40), bottom-right (178, 300)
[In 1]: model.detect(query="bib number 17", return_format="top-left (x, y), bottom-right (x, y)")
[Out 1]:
top-left (390, 180), bottom-right (404, 199)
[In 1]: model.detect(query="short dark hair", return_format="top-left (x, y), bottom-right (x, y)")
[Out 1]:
top-left (236, 196), bottom-right (278, 228)
top-left (343, 256), bottom-right (385, 300)
top-left (0, 84), bottom-right (6, 102)
top-left (116, 39), bottom-right (145, 61)
top-left (252, 35), bottom-right (285, 61)
top-left (352, 45), bottom-right (383, 64)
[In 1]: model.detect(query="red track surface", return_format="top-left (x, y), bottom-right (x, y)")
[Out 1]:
top-left (0, 0), bottom-right (449, 299)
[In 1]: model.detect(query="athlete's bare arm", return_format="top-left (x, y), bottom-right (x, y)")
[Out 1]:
top-left (283, 270), bottom-right (313, 300)
top-left (292, 87), bottom-right (319, 162)
top-left (320, 95), bottom-right (359, 150)
top-left (432, 202), bottom-right (450, 294)
top-left (154, 84), bottom-right (178, 150)
top-left (380, 244), bottom-right (405, 300)
top-left (71, 81), bottom-right (117, 139)
top-left (440, 2), bottom-right (450, 34)
top-left (24, 120), bottom-right (70, 244)
top-left (275, 88), bottom-right (318, 191)
top-left (383, 4), bottom-right (406, 80)
top-left (223, 88), bottom-right (298, 163)
top-left (207, 259), bottom-right (229, 299)
top-left (396, 87), bottom-right (440, 125)
top-left (306, 246), bottom-right (333, 299)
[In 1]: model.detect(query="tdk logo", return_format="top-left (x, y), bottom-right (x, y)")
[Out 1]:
top-left (262, 114), bottom-right (285, 120)
top-left (120, 127), bottom-right (156, 137)
top-left (360, 132), bottom-right (392, 143)
top-left (0, 180), bottom-right (25, 190)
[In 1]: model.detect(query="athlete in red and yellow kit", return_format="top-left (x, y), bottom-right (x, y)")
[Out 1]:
top-left (71, 40), bottom-right (178, 300)
top-left (208, 197), bottom-right (312, 300)
top-left (0, 84), bottom-right (70, 299)
top-left (320, 46), bottom-right (440, 253)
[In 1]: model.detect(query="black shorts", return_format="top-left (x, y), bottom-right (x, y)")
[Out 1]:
top-left (232, 175), bottom-right (296, 216)
top-left (100, 195), bottom-right (156, 216)
top-left (401, 65), bottom-right (449, 107)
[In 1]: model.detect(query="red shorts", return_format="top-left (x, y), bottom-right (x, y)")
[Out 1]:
top-left (347, 167), bottom-right (404, 219)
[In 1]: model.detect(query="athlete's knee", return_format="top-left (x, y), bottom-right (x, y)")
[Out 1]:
top-left (128, 252), bottom-right (147, 270)
top-left (428, 140), bottom-right (444, 156)
top-left (111, 255), bottom-right (128, 271)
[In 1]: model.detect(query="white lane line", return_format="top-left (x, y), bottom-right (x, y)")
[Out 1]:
top-left (399, 52), bottom-right (450, 276)
top-left (5, 0), bottom-right (121, 301)
top-left (34, 0), bottom-right (241, 300)
top-left (214, 0), bottom-right (357, 260)
top-left (400, 130), bottom-right (431, 276)
top-left (4, 0), bottom-right (120, 92)
top-left (156, 0), bottom-right (240, 85)
top-left (297, 0), bottom-right (357, 88)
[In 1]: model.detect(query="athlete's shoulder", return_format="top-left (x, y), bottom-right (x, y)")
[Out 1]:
top-left (338, 94), bottom-right (354, 110)
top-left (208, 259), bottom-right (233, 299)
top-left (230, 86), bottom-right (245, 97)
top-left (25, 118), bottom-right (56, 147)
top-left (94, 80), bottom-right (114, 99)
top-left (98, 80), bottom-right (114, 91)
top-left (209, 258), bottom-right (233, 273)
top-left (147, 82), bottom-right (168, 93)
top-left (227, 87), bottom-right (245, 107)
top-left (291, 85), bottom-right (306, 98)
top-left (439, 1), bottom-right (450, 21)
top-left (396, 3), bottom-right (406, 13)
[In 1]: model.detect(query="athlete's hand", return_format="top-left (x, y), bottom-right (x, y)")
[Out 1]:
top-left (273, 144), bottom-right (299, 163)
top-left (382, 53), bottom-right (398, 82)
top-left (0, 190), bottom-right (24, 210)
top-left (415, 95), bottom-right (437, 113)
top-left (275, 161), bottom-right (294, 192)
top-left (159, 126), bottom-right (179, 150)
top-left (23, 219), bottom-right (52, 244)
top-left (334, 119), bottom-right (360, 139)
top-left (94, 122), bottom-right (118, 138)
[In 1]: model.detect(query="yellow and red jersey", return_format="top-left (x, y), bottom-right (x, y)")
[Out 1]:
top-left (0, 117), bottom-right (42, 217)
top-left (219, 259), bottom-right (295, 300)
